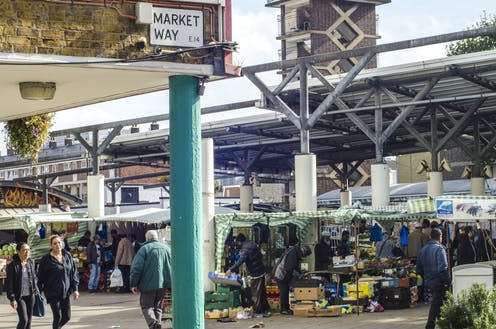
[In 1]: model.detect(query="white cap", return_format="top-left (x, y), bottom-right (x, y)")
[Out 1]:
top-left (321, 231), bottom-right (331, 237)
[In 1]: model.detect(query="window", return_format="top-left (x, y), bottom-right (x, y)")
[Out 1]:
top-left (121, 187), bottom-right (139, 204)
top-left (64, 162), bottom-right (72, 170)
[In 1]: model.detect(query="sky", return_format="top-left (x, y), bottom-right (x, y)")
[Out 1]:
top-left (1, 0), bottom-right (496, 152)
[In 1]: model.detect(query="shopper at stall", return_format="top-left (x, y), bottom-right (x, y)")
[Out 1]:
top-left (408, 225), bottom-right (429, 263)
top-left (375, 230), bottom-right (395, 259)
top-left (115, 234), bottom-right (136, 293)
top-left (130, 230), bottom-right (172, 329)
top-left (38, 235), bottom-right (79, 329)
top-left (416, 228), bottom-right (451, 329)
top-left (59, 230), bottom-right (71, 253)
top-left (109, 229), bottom-right (121, 260)
top-left (314, 231), bottom-right (332, 271)
top-left (78, 231), bottom-right (91, 247)
top-left (225, 233), bottom-right (271, 318)
top-left (6, 242), bottom-right (37, 329)
top-left (87, 235), bottom-right (102, 293)
top-left (335, 230), bottom-right (351, 257)
top-left (456, 225), bottom-right (477, 265)
top-left (272, 245), bottom-right (312, 315)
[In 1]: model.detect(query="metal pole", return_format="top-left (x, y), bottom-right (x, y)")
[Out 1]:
top-left (374, 88), bottom-right (383, 162)
top-left (169, 75), bottom-right (204, 329)
top-left (299, 63), bottom-right (310, 153)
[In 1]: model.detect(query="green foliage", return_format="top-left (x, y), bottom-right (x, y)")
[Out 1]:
top-left (4, 113), bottom-right (53, 163)
top-left (446, 12), bottom-right (496, 56)
top-left (214, 180), bottom-right (223, 193)
top-left (438, 283), bottom-right (496, 329)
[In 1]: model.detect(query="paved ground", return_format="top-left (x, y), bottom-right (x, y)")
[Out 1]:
top-left (0, 291), bottom-right (430, 329)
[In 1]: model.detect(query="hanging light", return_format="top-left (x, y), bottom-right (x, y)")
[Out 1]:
top-left (19, 82), bottom-right (56, 100)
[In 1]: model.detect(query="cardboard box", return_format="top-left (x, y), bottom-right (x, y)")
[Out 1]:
top-left (292, 304), bottom-right (314, 317)
top-left (313, 306), bottom-right (341, 317)
top-left (204, 309), bottom-right (229, 319)
top-left (294, 286), bottom-right (324, 300)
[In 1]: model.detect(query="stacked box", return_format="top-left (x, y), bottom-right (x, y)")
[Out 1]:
top-left (204, 289), bottom-right (240, 311)
top-left (294, 286), bottom-right (325, 300)
top-left (342, 282), bottom-right (374, 298)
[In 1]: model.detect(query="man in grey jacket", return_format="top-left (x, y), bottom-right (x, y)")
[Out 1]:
top-left (416, 228), bottom-right (451, 329)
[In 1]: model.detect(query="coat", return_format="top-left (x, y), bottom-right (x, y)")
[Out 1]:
top-left (273, 246), bottom-right (302, 282)
top-left (228, 240), bottom-right (265, 277)
top-left (115, 237), bottom-right (135, 266)
top-left (457, 234), bottom-right (476, 265)
top-left (130, 239), bottom-right (172, 293)
top-left (407, 229), bottom-right (429, 259)
top-left (314, 238), bottom-right (332, 271)
top-left (87, 241), bottom-right (101, 264)
top-left (6, 255), bottom-right (37, 302)
top-left (37, 250), bottom-right (79, 303)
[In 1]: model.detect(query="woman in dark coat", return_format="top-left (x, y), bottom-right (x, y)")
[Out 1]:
top-left (457, 226), bottom-right (477, 265)
top-left (38, 235), bottom-right (79, 329)
top-left (6, 242), bottom-right (38, 329)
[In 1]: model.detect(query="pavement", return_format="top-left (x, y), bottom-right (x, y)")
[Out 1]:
top-left (0, 291), bottom-right (430, 329)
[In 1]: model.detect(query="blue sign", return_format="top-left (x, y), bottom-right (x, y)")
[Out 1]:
top-left (436, 199), bottom-right (453, 218)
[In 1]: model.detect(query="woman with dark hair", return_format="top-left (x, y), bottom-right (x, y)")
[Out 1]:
top-left (6, 242), bottom-right (38, 329)
top-left (38, 235), bottom-right (79, 329)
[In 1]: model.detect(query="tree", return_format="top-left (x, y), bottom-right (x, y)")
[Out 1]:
top-left (446, 12), bottom-right (496, 56)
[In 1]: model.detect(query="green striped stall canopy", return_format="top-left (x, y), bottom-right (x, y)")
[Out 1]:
top-left (407, 198), bottom-right (436, 214)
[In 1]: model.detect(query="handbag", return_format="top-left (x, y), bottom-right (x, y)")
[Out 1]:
top-left (33, 293), bottom-right (45, 317)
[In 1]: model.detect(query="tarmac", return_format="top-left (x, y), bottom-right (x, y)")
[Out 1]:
top-left (0, 291), bottom-right (430, 329)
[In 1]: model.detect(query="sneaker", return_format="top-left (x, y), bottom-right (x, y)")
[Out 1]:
top-left (280, 309), bottom-right (293, 315)
top-left (263, 312), bottom-right (272, 318)
top-left (254, 313), bottom-right (264, 318)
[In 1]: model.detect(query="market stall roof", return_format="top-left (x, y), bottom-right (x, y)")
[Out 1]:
top-left (318, 179), bottom-right (496, 207)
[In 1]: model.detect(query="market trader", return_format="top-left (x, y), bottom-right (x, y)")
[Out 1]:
top-left (314, 231), bottom-right (332, 271)
top-left (225, 233), bottom-right (271, 318)
top-left (416, 228), bottom-right (451, 329)
top-left (335, 230), bottom-right (351, 257)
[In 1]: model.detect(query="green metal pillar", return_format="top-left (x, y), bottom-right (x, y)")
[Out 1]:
top-left (169, 75), bottom-right (204, 329)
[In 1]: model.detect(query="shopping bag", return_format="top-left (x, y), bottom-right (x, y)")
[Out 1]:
top-left (33, 293), bottom-right (45, 317)
top-left (109, 268), bottom-right (123, 288)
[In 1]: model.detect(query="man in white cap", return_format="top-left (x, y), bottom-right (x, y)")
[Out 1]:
top-left (314, 231), bottom-right (332, 271)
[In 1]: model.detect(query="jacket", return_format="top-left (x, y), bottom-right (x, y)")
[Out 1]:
top-left (115, 237), bottom-right (135, 266)
top-left (314, 238), bottom-right (332, 271)
top-left (273, 246), bottom-right (302, 282)
top-left (376, 233), bottom-right (395, 258)
top-left (457, 234), bottom-right (476, 265)
top-left (407, 229), bottom-right (429, 259)
top-left (87, 241), bottom-right (101, 264)
top-left (6, 255), bottom-right (38, 302)
top-left (228, 240), bottom-right (265, 277)
top-left (130, 239), bottom-right (172, 293)
top-left (416, 240), bottom-right (451, 289)
top-left (37, 250), bottom-right (79, 303)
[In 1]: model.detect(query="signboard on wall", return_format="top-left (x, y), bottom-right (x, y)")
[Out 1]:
top-left (436, 196), bottom-right (496, 221)
top-left (150, 7), bottom-right (204, 47)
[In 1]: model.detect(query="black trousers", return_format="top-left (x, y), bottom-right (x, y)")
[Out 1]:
top-left (118, 265), bottom-right (131, 292)
top-left (277, 279), bottom-right (291, 312)
top-left (49, 297), bottom-right (71, 329)
top-left (250, 276), bottom-right (270, 314)
top-left (426, 285), bottom-right (448, 329)
top-left (16, 295), bottom-right (33, 329)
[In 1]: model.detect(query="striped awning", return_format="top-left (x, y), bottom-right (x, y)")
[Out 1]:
top-left (407, 198), bottom-right (436, 214)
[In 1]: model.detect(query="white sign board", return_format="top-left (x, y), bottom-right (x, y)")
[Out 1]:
top-left (150, 7), bottom-right (203, 47)
top-left (435, 197), bottom-right (496, 222)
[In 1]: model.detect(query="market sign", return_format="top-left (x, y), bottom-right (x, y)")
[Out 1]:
top-left (435, 196), bottom-right (496, 221)
top-left (150, 7), bottom-right (204, 47)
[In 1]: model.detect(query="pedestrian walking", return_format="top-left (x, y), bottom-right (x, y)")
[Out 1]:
top-left (37, 235), bottom-right (79, 329)
top-left (130, 230), bottom-right (172, 329)
top-left (272, 245), bottom-right (312, 315)
top-left (87, 235), bottom-right (102, 293)
top-left (225, 233), bottom-right (271, 318)
top-left (416, 228), bottom-right (451, 329)
top-left (6, 242), bottom-right (38, 329)
top-left (115, 234), bottom-right (136, 293)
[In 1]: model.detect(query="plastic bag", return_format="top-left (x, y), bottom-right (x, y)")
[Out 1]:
top-left (109, 268), bottom-right (123, 288)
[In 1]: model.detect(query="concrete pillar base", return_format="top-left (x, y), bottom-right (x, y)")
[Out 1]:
top-left (340, 190), bottom-right (352, 206)
top-left (38, 204), bottom-right (51, 212)
top-left (427, 171), bottom-right (443, 198)
top-left (240, 184), bottom-right (254, 213)
top-left (471, 177), bottom-right (485, 195)
top-left (371, 163), bottom-right (390, 206)
top-left (295, 153), bottom-right (317, 212)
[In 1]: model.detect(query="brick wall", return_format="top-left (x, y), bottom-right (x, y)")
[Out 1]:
top-left (0, 0), bottom-right (217, 59)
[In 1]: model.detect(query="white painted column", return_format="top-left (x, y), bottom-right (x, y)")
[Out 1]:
top-left (492, 165), bottom-right (496, 178)
top-left (471, 177), bottom-right (485, 195)
top-left (295, 153), bottom-right (317, 211)
top-left (202, 139), bottom-right (215, 291)
top-left (240, 184), bottom-right (254, 213)
top-left (295, 153), bottom-right (317, 271)
top-left (371, 163), bottom-right (390, 206)
top-left (87, 174), bottom-right (105, 235)
top-left (340, 190), bottom-right (352, 206)
top-left (427, 171), bottom-right (443, 198)
top-left (39, 204), bottom-right (51, 212)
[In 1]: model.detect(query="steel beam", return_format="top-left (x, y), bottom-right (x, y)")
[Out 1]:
top-left (299, 63), bottom-right (310, 153)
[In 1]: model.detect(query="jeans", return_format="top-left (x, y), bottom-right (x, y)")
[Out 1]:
top-left (426, 285), bottom-right (448, 329)
top-left (16, 295), bottom-right (33, 329)
top-left (49, 297), bottom-right (71, 329)
top-left (88, 263), bottom-right (101, 290)
top-left (277, 280), bottom-right (291, 312)
top-left (140, 288), bottom-right (166, 329)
